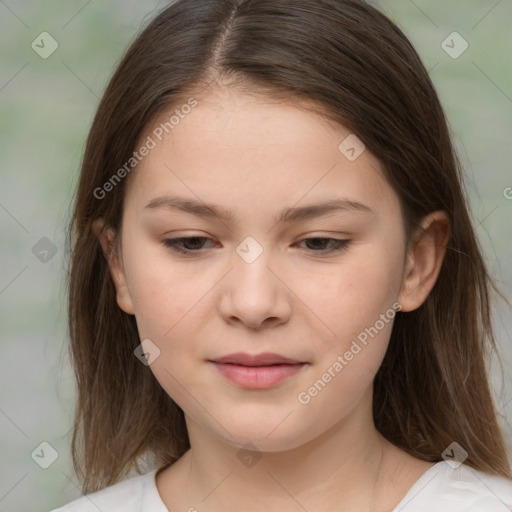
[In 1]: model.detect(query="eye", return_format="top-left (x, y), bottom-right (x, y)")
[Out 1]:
top-left (295, 237), bottom-right (351, 254)
top-left (161, 236), bottom-right (215, 255)
top-left (161, 236), bottom-right (351, 256)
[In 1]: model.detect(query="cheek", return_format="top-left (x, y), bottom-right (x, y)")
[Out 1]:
top-left (296, 249), bottom-right (404, 404)
top-left (303, 253), bottom-right (401, 340)
top-left (123, 238), bottom-right (204, 335)
top-left (127, 258), bottom-right (208, 407)
top-left (293, 258), bottom-right (400, 422)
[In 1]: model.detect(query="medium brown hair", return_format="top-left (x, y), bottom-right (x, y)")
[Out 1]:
top-left (65, 0), bottom-right (512, 493)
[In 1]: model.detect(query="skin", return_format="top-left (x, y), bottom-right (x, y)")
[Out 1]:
top-left (93, 86), bottom-right (450, 511)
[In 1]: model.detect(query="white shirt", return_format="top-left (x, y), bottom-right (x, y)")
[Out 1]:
top-left (50, 461), bottom-right (512, 511)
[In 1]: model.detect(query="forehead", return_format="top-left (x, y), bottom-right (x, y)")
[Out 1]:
top-left (124, 89), bottom-right (398, 222)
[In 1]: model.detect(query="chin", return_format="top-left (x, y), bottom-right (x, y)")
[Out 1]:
top-left (213, 420), bottom-right (320, 454)
top-left (226, 435), bottom-right (302, 453)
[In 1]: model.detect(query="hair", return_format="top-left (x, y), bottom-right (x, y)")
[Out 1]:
top-left (65, 0), bottom-right (511, 494)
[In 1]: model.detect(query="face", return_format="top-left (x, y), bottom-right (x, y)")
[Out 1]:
top-left (103, 88), bottom-right (415, 452)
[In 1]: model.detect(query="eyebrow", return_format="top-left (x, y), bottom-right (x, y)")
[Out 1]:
top-left (144, 195), bottom-right (373, 224)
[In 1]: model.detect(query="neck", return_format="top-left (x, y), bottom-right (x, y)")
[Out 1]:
top-left (174, 394), bottom-right (391, 511)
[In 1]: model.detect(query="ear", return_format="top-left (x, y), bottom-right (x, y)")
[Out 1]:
top-left (398, 211), bottom-right (450, 312)
top-left (92, 218), bottom-right (135, 315)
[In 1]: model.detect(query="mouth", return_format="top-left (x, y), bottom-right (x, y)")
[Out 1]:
top-left (208, 352), bottom-right (307, 389)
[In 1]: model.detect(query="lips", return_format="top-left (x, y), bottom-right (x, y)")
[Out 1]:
top-left (209, 352), bottom-right (307, 389)
top-left (211, 352), bottom-right (303, 366)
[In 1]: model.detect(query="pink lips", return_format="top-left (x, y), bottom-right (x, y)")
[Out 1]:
top-left (209, 352), bottom-right (306, 389)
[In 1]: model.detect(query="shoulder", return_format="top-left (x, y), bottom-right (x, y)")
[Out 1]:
top-left (49, 468), bottom-right (166, 512)
top-left (396, 461), bottom-right (512, 512)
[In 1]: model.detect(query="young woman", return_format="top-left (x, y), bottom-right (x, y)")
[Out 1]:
top-left (52, 0), bottom-right (512, 510)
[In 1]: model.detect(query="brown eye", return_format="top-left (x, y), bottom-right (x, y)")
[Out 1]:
top-left (161, 237), bottom-right (215, 255)
top-left (161, 236), bottom-right (351, 257)
top-left (297, 238), bottom-right (351, 254)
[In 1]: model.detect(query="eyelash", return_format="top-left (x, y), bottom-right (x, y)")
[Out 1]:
top-left (161, 236), bottom-right (351, 256)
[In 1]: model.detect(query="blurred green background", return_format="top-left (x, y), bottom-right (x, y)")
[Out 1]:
top-left (0, 1), bottom-right (511, 510)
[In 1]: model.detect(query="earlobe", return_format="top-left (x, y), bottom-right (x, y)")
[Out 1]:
top-left (91, 218), bottom-right (135, 315)
top-left (398, 211), bottom-right (450, 312)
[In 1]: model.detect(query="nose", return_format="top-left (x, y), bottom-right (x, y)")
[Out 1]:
top-left (218, 247), bottom-right (292, 329)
